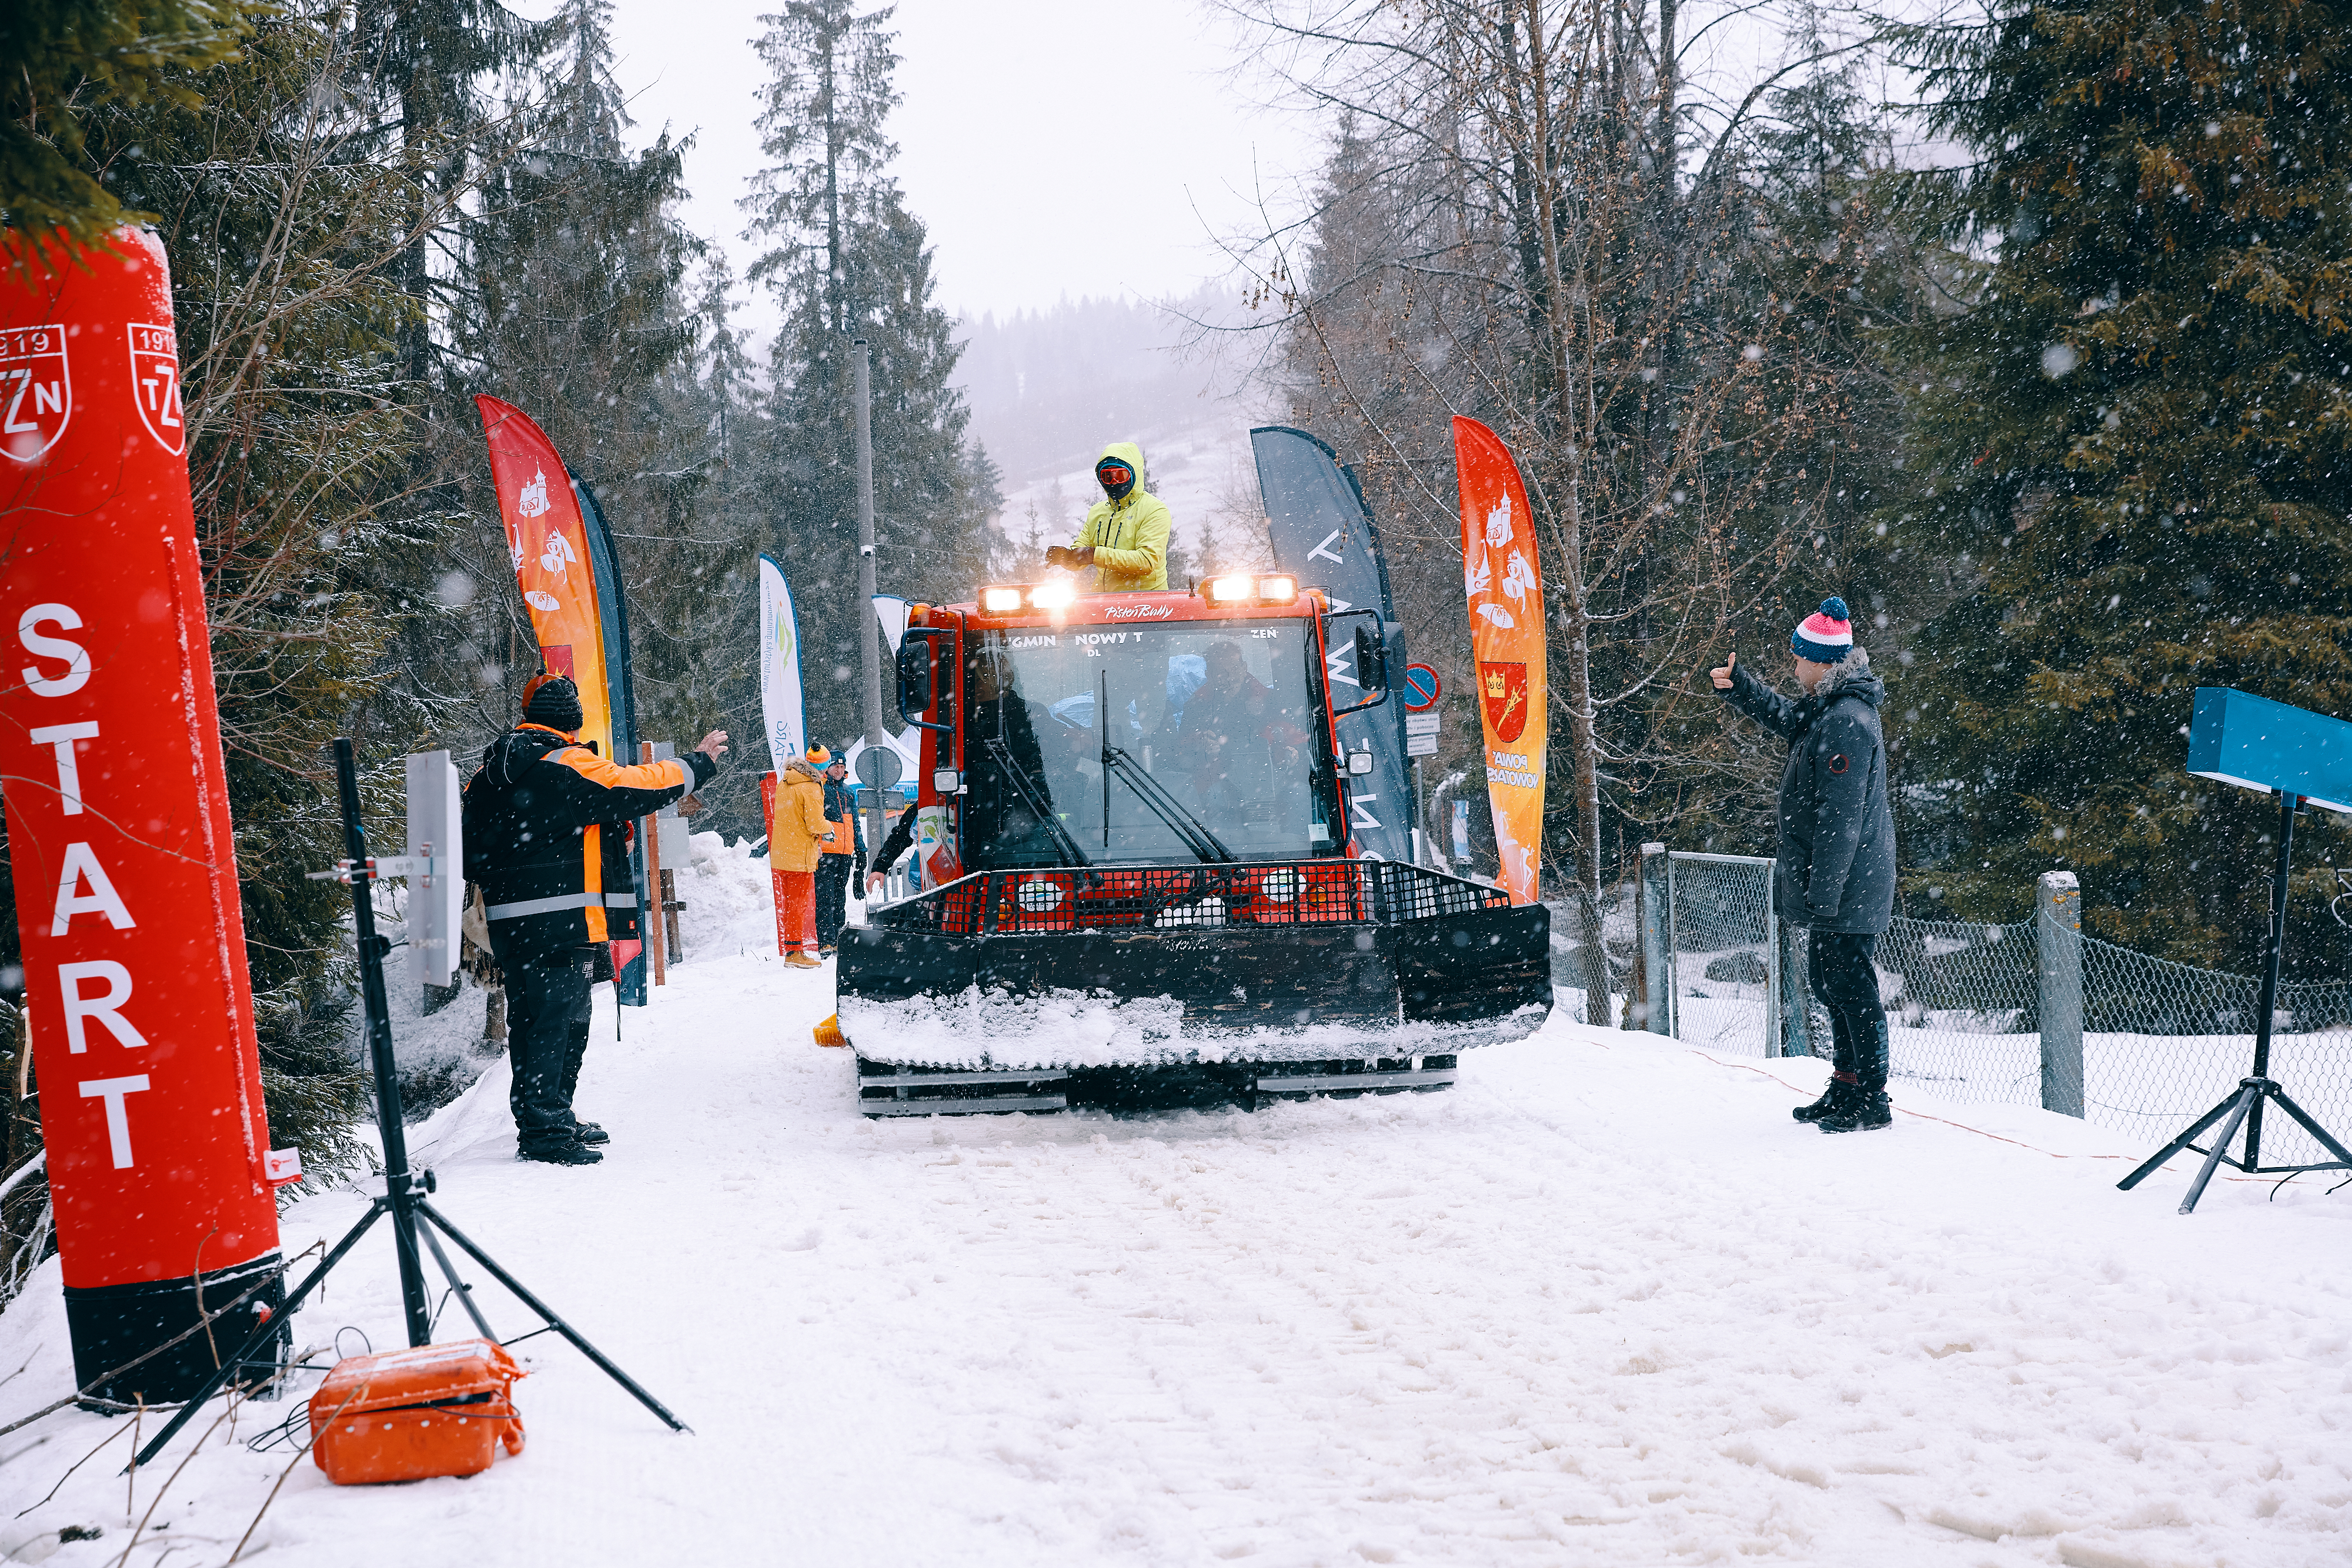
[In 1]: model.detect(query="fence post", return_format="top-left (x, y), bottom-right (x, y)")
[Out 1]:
top-left (2038, 870), bottom-right (2084, 1118)
top-left (1637, 844), bottom-right (1671, 1035)
top-left (1777, 914), bottom-right (1815, 1058)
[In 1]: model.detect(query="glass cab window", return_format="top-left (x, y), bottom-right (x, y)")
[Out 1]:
top-left (962, 620), bottom-right (1340, 867)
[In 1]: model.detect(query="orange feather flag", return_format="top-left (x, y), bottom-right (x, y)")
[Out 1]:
top-left (1454, 417), bottom-right (1547, 905)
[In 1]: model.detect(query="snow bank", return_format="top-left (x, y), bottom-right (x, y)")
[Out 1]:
top-left (2, 934), bottom-right (2347, 1567)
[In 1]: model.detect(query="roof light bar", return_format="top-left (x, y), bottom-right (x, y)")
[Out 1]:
top-left (1028, 577), bottom-right (1077, 610)
top-left (979, 585), bottom-right (1026, 613)
top-left (1198, 573), bottom-right (1299, 606)
top-left (1205, 573), bottom-right (1256, 603)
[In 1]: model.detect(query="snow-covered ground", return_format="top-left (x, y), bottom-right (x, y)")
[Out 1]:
top-left (4, 846), bottom-right (2350, 1566)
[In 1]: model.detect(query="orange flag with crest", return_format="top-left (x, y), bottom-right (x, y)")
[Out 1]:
top-left (1453, 417), bottom-right (1546, 905)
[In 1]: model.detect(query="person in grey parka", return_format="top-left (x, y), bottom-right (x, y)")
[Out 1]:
top-left (1710, 597), bottom-right (1897, 1132)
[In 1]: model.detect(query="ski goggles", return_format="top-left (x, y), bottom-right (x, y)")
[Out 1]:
top-left (1096, 463), bottom-right (1134, 488)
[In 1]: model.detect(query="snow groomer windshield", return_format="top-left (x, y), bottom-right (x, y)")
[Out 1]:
top-left (963, 622), bottom-right (1342, 866)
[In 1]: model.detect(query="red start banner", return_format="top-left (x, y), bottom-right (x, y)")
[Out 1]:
top-left (0, 229), bottom-right (289, 1405)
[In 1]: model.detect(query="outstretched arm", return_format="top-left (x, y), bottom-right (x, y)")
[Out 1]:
top-left (1715, 654), bottom-right (1803, 741)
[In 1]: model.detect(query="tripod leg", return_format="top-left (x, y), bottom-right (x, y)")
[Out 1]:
top-left (2257, 1085), bottom-right (2352, 1171)
top-left (2178, 1086), bottom-right (2257, 1215)
top-left (417, 1218), bottom-right (497, 1341)
top-left (414, 1201), bottom-right (689, 1434)
top-left (129, 1202), bottom-right (387, 1471)
top-left (2117, 1088), bottom-right (2246, 1191)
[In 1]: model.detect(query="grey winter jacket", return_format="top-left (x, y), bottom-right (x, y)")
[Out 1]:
top-left (1722, 651), bottom-right (1896, 934)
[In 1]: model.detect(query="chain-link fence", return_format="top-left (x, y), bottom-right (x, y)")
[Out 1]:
top-left (2077, 941), bottom-right (2352, 1169)
top-left (1875, 916), bottom-right (2040, 1105)
top-left (1641, 848), bottom-right (2352, 1165)
top-left (1656, 853), bottom-right (1781, 1055)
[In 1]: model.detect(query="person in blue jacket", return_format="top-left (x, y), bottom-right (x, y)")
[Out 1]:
top-left (1712, 597), bottom-right (1897, 1133)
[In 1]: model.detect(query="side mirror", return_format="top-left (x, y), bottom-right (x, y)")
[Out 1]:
top-left (896, 636), bottom-right (933, 723)
top-left (1327, 609), bottom-right (1391, 716)
top-left (1353, 624), bottom-right (1388, 693)
top-left (1346, 750), bottom-right (1375, 777)
top-left (933, 768), bottom-right (962, 795)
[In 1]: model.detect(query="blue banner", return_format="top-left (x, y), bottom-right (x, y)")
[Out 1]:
top-left (1250, 426), bottom-right (1414, 862)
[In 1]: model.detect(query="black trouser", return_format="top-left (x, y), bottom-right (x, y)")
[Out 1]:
top-left (503, 947), bottom-right (596, 1148)
top-left (816, 854), bottom-right (853, 948)
top-left (1809, 930), bottom-right (1889, 1094)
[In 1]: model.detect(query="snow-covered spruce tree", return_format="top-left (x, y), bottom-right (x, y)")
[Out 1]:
top-left (1884, 1), bottom-right (2352, 972)
top-left (446, 0), bottom-right (717, 753)
top-left (1, 0), bottom-right (260, 245)
top-left (743, 0), bottom-right (995, 751)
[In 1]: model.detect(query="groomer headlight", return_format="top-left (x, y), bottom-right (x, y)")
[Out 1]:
top-left (1028, 577), bottom-right (1077, 610)
top-left (1205, 573), bottom-right (1256, 603)
top-left (1257, 574), bottom-right (1298, 604)
top-left (980, 584), bottom-right (1027, 613)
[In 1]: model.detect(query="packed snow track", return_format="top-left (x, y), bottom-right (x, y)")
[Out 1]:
top-left (1, 842), bottom-right (2346, 1566)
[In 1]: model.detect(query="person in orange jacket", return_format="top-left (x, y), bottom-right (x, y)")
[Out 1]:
top-left (769, 746), bottom-right (836, 968)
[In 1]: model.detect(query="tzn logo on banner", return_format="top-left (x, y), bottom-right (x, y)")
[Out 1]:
top-left (126, 323), bottom-right (182, 454)
top-left (1, 324), bottom-right (72, 463)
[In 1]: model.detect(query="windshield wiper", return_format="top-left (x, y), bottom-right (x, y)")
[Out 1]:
top-left (1099, 671), bottom-right (1234, 864)
top-left (983, 734), bottom-right (1090, 866)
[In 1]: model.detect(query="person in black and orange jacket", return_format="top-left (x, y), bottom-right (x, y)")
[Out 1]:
top-left (462, 674), bottom-right (726, 1164)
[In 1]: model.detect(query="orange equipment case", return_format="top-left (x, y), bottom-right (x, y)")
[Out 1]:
top-left (309, 1339), bottom-right (526, 1485)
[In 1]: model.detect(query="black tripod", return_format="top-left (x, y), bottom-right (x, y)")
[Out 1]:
top-left (131, 738), bottom-right (686, 1468)
top-left (2119, 793), bottom-right (2352, 1213)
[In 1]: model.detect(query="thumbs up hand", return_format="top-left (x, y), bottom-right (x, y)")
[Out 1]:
top-left (1709, 653), bottom-right (1738, 691)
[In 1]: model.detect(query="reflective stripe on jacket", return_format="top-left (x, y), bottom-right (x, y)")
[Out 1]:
top-left (462, 723), bottom-right (716, 963)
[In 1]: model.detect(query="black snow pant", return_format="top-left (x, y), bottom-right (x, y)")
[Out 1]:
top-left (1809, 930), bottom-right (1889, 1096)
top-left (816, 854), bottom-right (853, 949)
top-left (503, 947), bottom-right (597, 1149)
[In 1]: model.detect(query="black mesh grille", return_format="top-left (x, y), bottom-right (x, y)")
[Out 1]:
top-left (869, 862), bottom-right (1508, 937)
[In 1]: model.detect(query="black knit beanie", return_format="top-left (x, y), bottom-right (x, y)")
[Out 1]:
top-left (523, 676), bottom-right (584, 731)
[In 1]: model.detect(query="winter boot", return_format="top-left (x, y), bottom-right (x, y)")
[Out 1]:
top-left (1793, 1076), bottom-right (1855, 1123)
top-left (573, 1121), bottom-right (610, 1145)
top-left (786, 951), bottom-right (823, 970)
top-left (519, 1136), bottom-right (603, 1165)
top-left (1820, 1017), bottom-right (1892, 1134)
top-left (1794, 1011), bottom-right (1856, 1122)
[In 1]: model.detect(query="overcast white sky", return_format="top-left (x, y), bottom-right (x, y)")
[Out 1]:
top-left (582, 0), bottom-right (1326, 325)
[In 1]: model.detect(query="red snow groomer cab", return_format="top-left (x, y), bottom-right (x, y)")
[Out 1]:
top-left (838, 573), bottom-right (1552, 1115)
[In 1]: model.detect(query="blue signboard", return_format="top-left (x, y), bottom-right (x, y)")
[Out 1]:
top-left (2187, 687), bottom-right (2352, 813)
top-left (1403, 663), bottom-right (1441, 711)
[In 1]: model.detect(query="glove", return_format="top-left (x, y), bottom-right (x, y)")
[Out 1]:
top-left (854, 854), bottom-right (867, 880)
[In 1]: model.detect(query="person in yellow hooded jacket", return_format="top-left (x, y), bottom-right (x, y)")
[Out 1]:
top-left (1047, 440), bottom-right (1171, 591)
top-left (768, 748), bottom-right (836, 968)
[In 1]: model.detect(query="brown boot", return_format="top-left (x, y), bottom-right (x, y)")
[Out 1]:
top-left (785, 951), bottom-right (823, 969)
